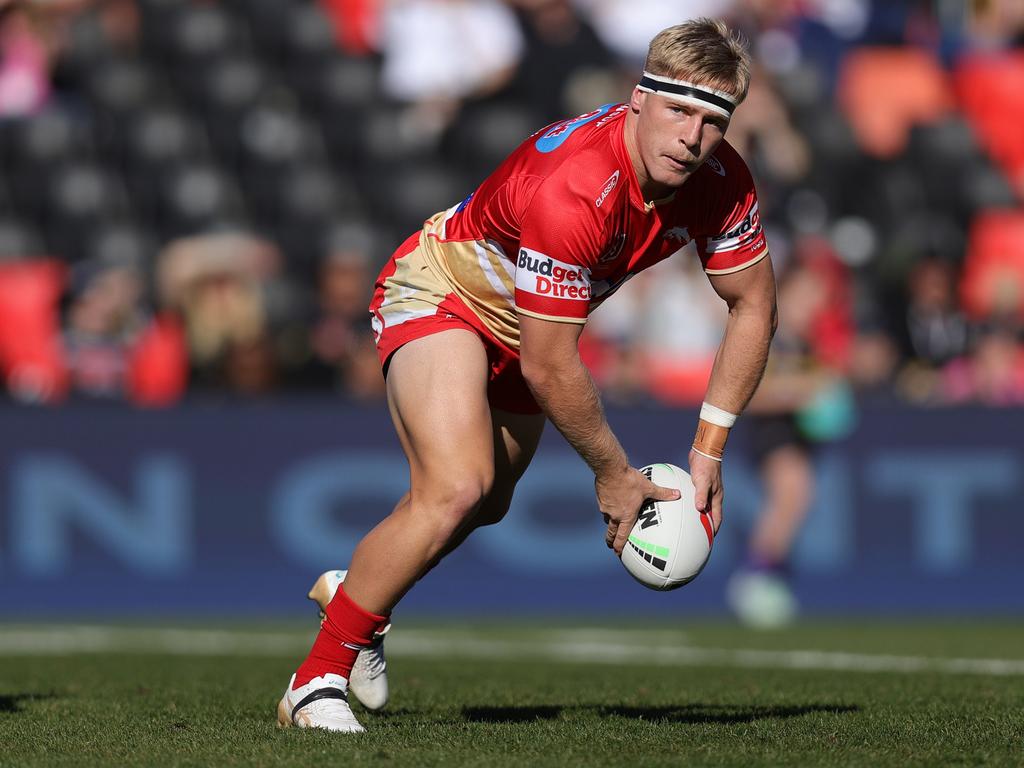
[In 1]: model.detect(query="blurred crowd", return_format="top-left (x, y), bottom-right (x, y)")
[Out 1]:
top-left (0, 0), bottom-right (1023, 410)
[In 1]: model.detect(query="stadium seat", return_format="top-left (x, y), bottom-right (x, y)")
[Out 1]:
top-left (86, 58), bottom-right (165, 121)
top-left (143, 1), bottom-right (242, 65)
top-left (283, 3), bottom-right (338, 67)
top-left (235, 0), bottom-right (295, 62)
top-left (954, 53), bottom-right (1024, 190)
top-left (369, 162), bottom-right (470, 238)
top-left (358, 106), bottom-right (441, 171)
top-left (199, 55), bottom-right (270, 113)
top-left (447, 102), bottom-right (543, 180)
top-left (158, 163), bottom-right (248, 239)
top-left (86, 222), bottom-right (157, 269)
top-left (0, 218), bottom-right (46, 259)
top-left (238, 102), bottom-right (314, 167)
top-left (904, 117), bottom-right (1004, 225)
top-left (127, 107), bottom-right (209, 167)
top-left (313, 55), bottom-right (377, 167)
top-left (961, 209), bottom-right (1024, 322)
top-left (290, 51), bottom-right (376, 112)
top-left (0, 178), bottom-right (15, 219)
top-left (123, 108), bottom-right (210, 224)
top-left (0, 258), bottom-right (67, 403)
top-left (46, 163), bottom-right (132, 262)
top-left (837, 47), bottom-right (954, 158)
top-left (8, 109), bottom-right (95, 220)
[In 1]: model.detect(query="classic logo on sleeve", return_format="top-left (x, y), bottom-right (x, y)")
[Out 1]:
top-left (515, 248), bottom-right (592, 301)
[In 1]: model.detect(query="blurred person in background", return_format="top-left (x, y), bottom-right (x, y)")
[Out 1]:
top-left (379, 0), bottom-right (523, 148)
top-left (62, 256), bottom-right (186, 404)
top-left (941, 320), bottom-right (1024, 406)
top-left (0, 0), bottom-right (57, 117)
top-left (156, 230), bottom-right (286, 397)
top-left (501, 0), bottom-right (617, 124)
top-left (575, 0), bottom-right (741, 70)
top-left (0, 251), bottom-right (186, 406)
top-left (304, 223), bottom-right (385, 400)
top-left (893, 256), bottom-right (970, 403)
top-left (728, 239), bottom-right (854, 628)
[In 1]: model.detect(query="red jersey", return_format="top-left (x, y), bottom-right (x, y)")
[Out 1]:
top-left (394, 102), bottom-right (768, 352)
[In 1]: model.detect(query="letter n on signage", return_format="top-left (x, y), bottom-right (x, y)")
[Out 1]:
top-left (10, 455), bottom-right (191, 576)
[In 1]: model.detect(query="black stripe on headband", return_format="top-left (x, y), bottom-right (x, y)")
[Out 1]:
top-left (638, 75), bottom-right (736, 116)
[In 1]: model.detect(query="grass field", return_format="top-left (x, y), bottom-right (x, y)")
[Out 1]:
top-left (1, 621), bottom-right (1022, 767)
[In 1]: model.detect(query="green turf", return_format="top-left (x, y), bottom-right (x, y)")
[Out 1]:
top-left (1, 622), bottom-right (1022, 767)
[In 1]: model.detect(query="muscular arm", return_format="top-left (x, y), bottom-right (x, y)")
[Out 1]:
top-left (704, 256), bottom-right (778, 412)
top-left (519, 314), bottom-right (678, 554)
top-left (690, 256), bottom-right (778, 529)
top-left (519, 317), bottom-right (627, 475)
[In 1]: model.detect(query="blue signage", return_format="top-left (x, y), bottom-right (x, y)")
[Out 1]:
top-left (0, 402), bottom-right (1020, 616)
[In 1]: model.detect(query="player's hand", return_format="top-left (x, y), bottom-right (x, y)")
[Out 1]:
top-left (688, 448), bottom-right (724, 533)
top-left (596, 466), bottom-right (681, 556)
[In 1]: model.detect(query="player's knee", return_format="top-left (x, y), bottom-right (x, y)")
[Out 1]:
top-left (419, 470), bottom-right (494, 531)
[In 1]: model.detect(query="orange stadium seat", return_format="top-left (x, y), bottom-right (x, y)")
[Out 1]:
top-left (954, 53), bottom-right (1024, 189)
top-left (837, 47), bottom-right (954, 158)
top-left (961, 209), bottom-right (1024, 321)
top-left (0, 259), bottom-right (67, 403)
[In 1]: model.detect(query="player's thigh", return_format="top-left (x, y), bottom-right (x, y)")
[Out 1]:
top-left (386, 328), bottom-right (496, 501)
top-left (492, 407), bottom-right (545, 485)
top-left (475, 407), bottom-right (546, 526)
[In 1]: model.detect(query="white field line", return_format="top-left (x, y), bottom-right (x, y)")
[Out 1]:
top-left (0, 626), bottom-right (1022, 678)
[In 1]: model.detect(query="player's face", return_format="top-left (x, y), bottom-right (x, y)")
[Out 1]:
top-left (630, 89), bottom-right (729, 196)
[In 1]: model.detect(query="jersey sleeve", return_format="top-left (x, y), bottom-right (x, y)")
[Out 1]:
top-left (695, 152), bottom-right (769, 275)
top-left (514, 176), bottom-right (603, 324)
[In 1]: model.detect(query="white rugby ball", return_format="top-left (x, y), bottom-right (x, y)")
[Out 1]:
top-left (620, 463), bottom-right (714, 591)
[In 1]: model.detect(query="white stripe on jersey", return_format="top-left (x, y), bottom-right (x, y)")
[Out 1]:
top-left (379, 303), bottom-right (438, 330)
top-left (474, 240), bottom-right (515, 304)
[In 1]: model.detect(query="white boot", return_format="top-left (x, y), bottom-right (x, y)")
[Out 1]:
top-left (277, 673), bottom-right (364, 733)
top-left (307, 570), bottom-right (391, 710)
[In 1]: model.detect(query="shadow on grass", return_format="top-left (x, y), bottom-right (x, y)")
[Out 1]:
top-left (597, 703), bottom-right (859, 724)
top-left (0, 693), bottom-right (58, 714)
top-left (462, 703), bottom-right (858, 725)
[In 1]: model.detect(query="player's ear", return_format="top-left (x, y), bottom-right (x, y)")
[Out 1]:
top-left (629, 86), bottom-right (645, 113)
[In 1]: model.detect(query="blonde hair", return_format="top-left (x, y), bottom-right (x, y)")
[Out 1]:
top-left (644, 18), bottom-right (751, 103)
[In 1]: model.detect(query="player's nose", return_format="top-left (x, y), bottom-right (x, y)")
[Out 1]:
top-left (679, 116), bottom-right (702, 155)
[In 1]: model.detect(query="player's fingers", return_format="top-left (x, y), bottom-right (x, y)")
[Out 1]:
top-left (605, 521), bottom-right (617, 548)
top-left (692, 477), bottom-right (710, 514)
top-left (711, 486), bottom-right (724, 533)
top-left (648, 481), bottom-right (681, 502)
top-left (612, 522), bottom-right (631, 556)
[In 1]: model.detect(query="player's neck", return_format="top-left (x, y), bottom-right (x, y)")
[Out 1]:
top-left (622, 110), bottom-right (674, 204)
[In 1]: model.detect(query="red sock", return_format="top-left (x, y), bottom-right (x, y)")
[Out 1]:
top-left (293, 585), bottom-right (389, 689)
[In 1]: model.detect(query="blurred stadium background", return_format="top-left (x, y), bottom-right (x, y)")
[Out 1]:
top-left (0, 0), bottom-right (1022, 625)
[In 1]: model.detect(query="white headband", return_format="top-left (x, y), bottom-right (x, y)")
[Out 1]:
top-left (637, 71), bottom-right (737, 119)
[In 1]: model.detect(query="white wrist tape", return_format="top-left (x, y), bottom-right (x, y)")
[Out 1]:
top-left (700, 402), bottom-right (738, 428)
top-left (691, 447), bottom-right (723, 463)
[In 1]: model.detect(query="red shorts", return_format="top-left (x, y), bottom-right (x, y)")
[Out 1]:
top-left (369, 232), bottom-right (541, 415)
